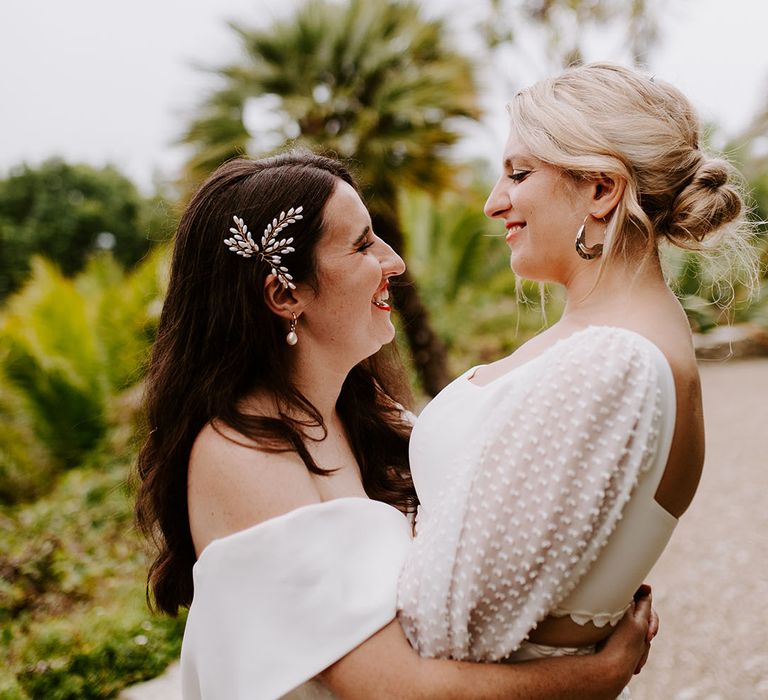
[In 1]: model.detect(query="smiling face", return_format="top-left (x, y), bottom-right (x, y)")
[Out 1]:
top-left (484, 131), bottom-right (595, 283)
top-left (299, 180), bottom-right (405, 365)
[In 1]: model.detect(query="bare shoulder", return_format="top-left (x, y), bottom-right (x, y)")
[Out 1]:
top-left (638, 326), bottom-right (700, 391)
top-left (609, 320), bottom-right (702, 414)
top-left (629, 324), bottom-right (704, 517)
top-left (188, 421), bottom-right (321, 557)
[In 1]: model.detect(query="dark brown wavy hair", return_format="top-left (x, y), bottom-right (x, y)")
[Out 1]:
top-left (135, 152), bottom-right (417, 616)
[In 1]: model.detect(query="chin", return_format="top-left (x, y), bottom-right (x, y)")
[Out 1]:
top-left (510, 256), bottom-right (554, 283)
top-left (375, 330), bottom-right (396, 352)
top-left (374, 328), bottom-right (397, 354)
top-left (510, 259), bottom-right (536, 281)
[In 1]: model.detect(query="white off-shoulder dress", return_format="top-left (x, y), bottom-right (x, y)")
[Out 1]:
top-left (181, 326), bottom-right (678, 699)
top-left (180, 498), bottom-right (412, 700)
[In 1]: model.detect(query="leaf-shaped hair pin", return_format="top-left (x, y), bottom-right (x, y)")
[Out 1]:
top-left (223, 207), bottom-right (303, 289)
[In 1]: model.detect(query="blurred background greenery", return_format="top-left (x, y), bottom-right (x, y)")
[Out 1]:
top-left (1, 0), bottom-right (766, 697)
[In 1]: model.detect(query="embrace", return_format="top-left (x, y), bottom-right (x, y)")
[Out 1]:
top-left (136, 64), bottom-right (750, 699)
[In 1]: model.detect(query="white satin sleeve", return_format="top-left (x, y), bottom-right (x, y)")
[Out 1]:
top-left (181, 497), bottom-right (413, 700)
top-left (397, 327), bottom-right (665, 661)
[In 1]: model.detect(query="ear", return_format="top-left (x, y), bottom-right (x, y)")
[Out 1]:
top-left (263, 274), bottom-right (312, 320)
top-left (590, 172), bottom-right (626, 219)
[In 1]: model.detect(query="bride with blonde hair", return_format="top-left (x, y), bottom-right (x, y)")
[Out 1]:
top-left (398, 62), bottom-right (754, 697)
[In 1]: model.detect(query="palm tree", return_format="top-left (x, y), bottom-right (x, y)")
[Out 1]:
top-left (480, 0), bottom-right (662, 70)
top-left (180, 0), bottom-right (481, 395)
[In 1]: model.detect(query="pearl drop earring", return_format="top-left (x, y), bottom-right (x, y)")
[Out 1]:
top-left (286, 312), bottom-right (298, 346)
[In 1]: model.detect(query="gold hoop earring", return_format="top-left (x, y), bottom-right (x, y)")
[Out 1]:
top-left (286, 313), bottom-right (298, 346)
top-left (575, 215), bottom-right (604, 260)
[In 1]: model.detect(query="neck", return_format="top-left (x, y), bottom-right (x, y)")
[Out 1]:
top-left (287, 344), bottom-right (355, 427)
top-left (561, 251), bottom-right (669, 322)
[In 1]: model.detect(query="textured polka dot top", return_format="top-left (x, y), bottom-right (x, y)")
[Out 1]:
top-left (397, 326), bottom-right (678, 661)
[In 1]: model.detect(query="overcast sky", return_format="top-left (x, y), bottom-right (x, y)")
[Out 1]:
top-left (1, 0), bottom-right (766, 192)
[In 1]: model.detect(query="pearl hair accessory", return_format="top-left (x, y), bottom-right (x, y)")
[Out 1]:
top-left (223, 207), bottom-right (303, 289)
top-left (286, 312), bottom-right (298, 346)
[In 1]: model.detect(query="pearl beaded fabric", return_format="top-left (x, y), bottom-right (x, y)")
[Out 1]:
top-left (397, 327), bottom-right (664, 662)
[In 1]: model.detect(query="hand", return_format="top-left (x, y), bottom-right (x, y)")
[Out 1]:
top-left (599, 585), bottom-right (654, 689)
top-left (632, 584), bottom-right (659, 674)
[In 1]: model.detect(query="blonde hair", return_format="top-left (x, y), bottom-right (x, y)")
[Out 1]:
top-left (508, 62), bottom-right (758, 296)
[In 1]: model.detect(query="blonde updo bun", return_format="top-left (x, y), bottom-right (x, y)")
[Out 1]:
top-left (509, 62), bottom-right (758, 294)
top-left (666, 158), bottom-right (743, 248)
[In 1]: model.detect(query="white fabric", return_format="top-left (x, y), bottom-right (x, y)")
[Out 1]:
top-left (550, 339), bottom-right (676, 625)
top-left (398, 326), bottom-right (677, 661)
top-left (181, 497), bottom-right (412, 700)
top-left (278, 679), bottom-right (338, 700)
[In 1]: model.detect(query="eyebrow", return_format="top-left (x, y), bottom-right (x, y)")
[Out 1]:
top-left (503, 155), bottom-right (534, 170)
top-left (352, 225), bottom-right (370, 247)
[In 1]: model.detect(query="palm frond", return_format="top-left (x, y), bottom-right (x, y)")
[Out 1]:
top-left (180, 0), bottom-right (481, 209)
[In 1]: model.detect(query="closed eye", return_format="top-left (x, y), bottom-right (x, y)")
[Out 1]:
top-left (508, 170), bottom-right (531, 182)
top-left (357, 239), bottom-right (375, 253)
top-left (353, 225), bottom-right (375, 253)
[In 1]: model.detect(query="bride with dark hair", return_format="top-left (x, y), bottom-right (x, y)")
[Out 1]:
top-left (136, 149), bottom-right (654, 699)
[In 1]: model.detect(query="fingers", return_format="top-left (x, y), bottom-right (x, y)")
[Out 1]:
top-left (632, 586), bottom-right (656, 675)
top-left (632, 589), bottom-right (653, 625)
top-left (634, 584), bottom-right (659, 644)
top-left (647, 607), bottom-right (659, 643)
top-left (633, 644), bottom-right (651, 675)
top-left (634, 583), bottom-right (652, 601)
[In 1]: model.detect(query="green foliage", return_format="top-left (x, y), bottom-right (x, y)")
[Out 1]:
top-left (733, 234), bottom-right (768, 326)
top-left (182, 0), bottom-right (480, 212)
top-left (399, 186), bottom-right (564, 374)
top-left (400, 184), bottom-right (518, 331)
top-left (0, 249), bottom-right (168, 503)
top-left (402, 186), bottom-right (509, 305)
top-left (76, 251), bottom-right (168, 392)
top-left (0, 246), bottom-right (176, 693)
top-left (481, 0), bottom-right (661, 68)
top-left (0, 387), bottom-right (52, 504)
top-left (0, 159), bottom-right (172, 299)
top-left (0, 463), bottom-right (185, 699)
top-left (1, 260), bottom-right (107, 467)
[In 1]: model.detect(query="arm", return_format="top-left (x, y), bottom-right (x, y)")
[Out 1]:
top-left (187, 411), bottom-right (650, 699)
top-left (321, 592), bottom-right (652, 700)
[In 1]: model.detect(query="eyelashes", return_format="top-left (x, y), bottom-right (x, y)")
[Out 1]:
top-left (508, 170), bottom-right (531, 182)
top-left (357, 240), bottom-right (375, 253)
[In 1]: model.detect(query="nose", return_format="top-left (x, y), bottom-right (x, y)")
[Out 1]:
top-left (484, 177), bottom-right (510, 219)
top-left (378, 237), bottom-right (406, 277)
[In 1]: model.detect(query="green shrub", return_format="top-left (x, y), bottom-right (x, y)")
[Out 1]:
top-left (0, 159), bottom-right (173, 299)
top-left (14, 615), bottom-right (185, 700)
top-left (401, 187), bottom-right (565, 373)
top-left (0, 463), bottom-right (185, 699)
top-left (0, 388), bottom-right (53, 503)
top-left (1, 259), bottom-right (108, 471)
top-left (0, 248), bottom-right (168, 503)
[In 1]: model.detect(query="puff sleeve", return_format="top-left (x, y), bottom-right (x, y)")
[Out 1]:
top-left (397, 328), bottom-right (665, 661)
top-left (181, 498), bottom-right (412, 700)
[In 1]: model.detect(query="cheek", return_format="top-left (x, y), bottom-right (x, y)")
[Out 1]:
top-left (509, 230), bottom-right (567, 282)
top-left (316, 277), bottom-right (371, 321)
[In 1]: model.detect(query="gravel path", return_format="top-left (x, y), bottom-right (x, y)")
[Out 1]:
top-left (629, 358), bottom-right (768, 699)
top-left (122, 359), bottom-right (768, 700)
